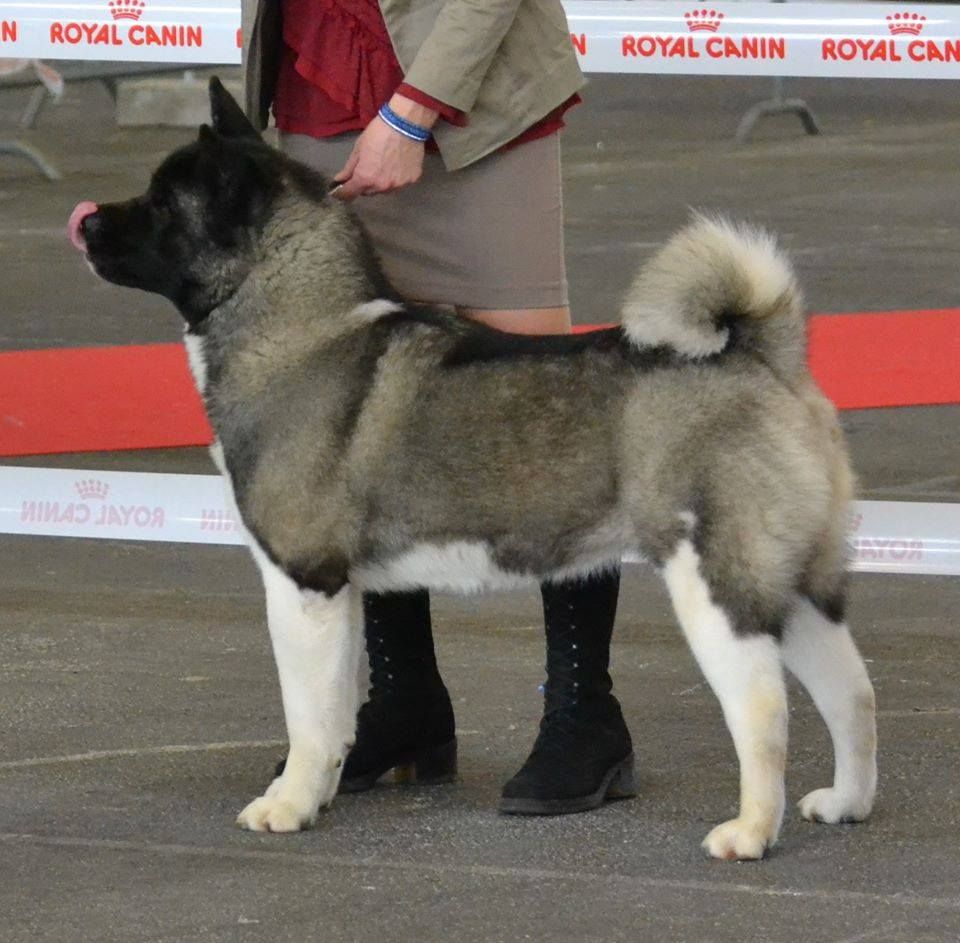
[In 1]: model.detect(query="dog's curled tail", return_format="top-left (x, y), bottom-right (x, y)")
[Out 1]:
top-left (621, 214), bottom-right (806, 380)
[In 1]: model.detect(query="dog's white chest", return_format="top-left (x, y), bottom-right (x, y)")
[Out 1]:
top-left (183, 330), bottom-right (208, 393)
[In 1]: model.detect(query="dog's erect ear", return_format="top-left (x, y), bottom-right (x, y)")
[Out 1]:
top-left (194, 119), bottom-right (282, 241)
top-left (208, 76), bottom-right (260, 140)
top-left (198, 123), bottom-right (219, 148)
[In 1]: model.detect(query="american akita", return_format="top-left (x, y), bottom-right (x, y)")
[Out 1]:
top-left (68, 78), bottom-right (876, 860)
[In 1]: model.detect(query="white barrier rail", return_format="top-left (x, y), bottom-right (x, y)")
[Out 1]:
top-left (1, 2), bottom-right (960, 79)
top-left (1, 466), bottom-right (957, 576)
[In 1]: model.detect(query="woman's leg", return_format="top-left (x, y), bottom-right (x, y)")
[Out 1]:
top-left (339, 590), bottom-right (457, 791)
top-left (457, 306), bottom-right (634, 814)
top-left (457, 306), bottom-right (572, 335)
top-left (501, 569), bottom-right (634, 815)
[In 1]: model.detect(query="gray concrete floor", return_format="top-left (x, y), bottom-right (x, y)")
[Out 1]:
top-left (1, 73), bottom-right (959, 941)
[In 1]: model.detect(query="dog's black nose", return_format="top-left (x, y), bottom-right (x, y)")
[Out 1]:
top-left (80, 212), bottom-right (102, 241)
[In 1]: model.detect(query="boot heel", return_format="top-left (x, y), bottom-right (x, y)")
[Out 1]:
top-left (394, 738), bottom-right (458, 785)
top-left (605, 754), bottom-right (638, 799)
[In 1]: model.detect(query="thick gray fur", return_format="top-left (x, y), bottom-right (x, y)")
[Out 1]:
top-left (85, 84), bottom-right (854, 638)
top-left (78, 82), bottom-right (879, 856)
top-left (204, 204), bottom-right (849, 633)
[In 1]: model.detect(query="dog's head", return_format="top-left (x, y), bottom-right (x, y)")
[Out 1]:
top-left (69, 78), bottom-right (295, 325)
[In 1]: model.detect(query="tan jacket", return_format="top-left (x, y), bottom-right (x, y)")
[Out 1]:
top-left (241, 0), bottom-right (585, 170)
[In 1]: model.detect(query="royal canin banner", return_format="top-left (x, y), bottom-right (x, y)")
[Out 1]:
top-left (569, 1), bottom-right (960, 78)
top-left (0, 467), bottom-right (958, 576)
top-left (1, 2), bottom-right (960, 78)
top-left (0, 0), bottom-right (240, 63)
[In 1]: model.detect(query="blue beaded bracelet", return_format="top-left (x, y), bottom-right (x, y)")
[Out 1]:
top-left (377, 103), bottom-right (431, 143)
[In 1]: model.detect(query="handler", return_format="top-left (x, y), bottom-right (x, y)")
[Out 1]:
top-left (241, 0), bottom-right (636, 814)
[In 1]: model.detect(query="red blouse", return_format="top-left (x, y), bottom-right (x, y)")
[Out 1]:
top-left (273, 0), bottom-right (577, 149)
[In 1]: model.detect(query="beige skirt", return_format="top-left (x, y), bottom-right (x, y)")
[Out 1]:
top-left (279, 131), bottom-right (568, 311)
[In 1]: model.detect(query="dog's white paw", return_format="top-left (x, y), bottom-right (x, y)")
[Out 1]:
top-left (702, 818), bottom-right (772, 861)
top-left (236, 794), bottom-right (316, 833)
top-left (799, 787), bottom-right (872, 824)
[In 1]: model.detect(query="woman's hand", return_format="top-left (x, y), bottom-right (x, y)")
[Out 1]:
top-left (333, 94), bottom-right (438, 201)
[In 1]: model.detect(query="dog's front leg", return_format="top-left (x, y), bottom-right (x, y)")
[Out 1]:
top-left (237, 551), bottom-right (362, 833)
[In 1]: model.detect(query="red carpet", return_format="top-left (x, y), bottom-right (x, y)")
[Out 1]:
top-left (1, 309), bottom-right (957, 457)
top-left (807, 309), bottom-right (959, 411)
top-left (0, 344), bottom-right (212, 456)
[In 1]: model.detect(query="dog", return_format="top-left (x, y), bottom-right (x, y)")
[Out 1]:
top-left (68, 78), bottom-right (877, 860)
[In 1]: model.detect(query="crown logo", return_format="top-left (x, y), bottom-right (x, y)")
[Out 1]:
top-left (75, 479), bottom-right (110, 501)
top-left (684, 8), bottom-right (724, 32)
top-left (886, 12), bottom-right (926, 35)
top-left (108, 0), bottom-right (145, 21)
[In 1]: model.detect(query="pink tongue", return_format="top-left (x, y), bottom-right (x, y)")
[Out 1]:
top-left (68, 201), bottom-right (98, 252)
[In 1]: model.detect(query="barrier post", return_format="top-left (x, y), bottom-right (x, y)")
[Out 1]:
top-left (734, 0), bottom-right (822, 142)
top-left (735, 73), bottom-right (822, 142)
top-left (0, 138), bottom-right (60, 177)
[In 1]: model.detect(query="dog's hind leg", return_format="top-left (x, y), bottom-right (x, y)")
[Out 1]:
top-left (236, 548), bottom-right (363, 833)
top-left (782, 595), bottom-right (877, 825)
top-left (661, 540), bottom-right (788, 861)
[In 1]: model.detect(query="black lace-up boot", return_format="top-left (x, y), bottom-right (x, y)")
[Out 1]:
top-left (500, 568), bottom-right (636, 815)
top-left (273, 589), bottom-right (456, 791)
top-left (339, 589), bottom-right (457, 791)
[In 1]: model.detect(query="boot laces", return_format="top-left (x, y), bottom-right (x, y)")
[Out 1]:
top-left (533, 638), bottom-right (586, 758)
top-left (544, 614), bottom-right (587, 712)
top-left (533, 605), bottom-right (613, 757)
top-left (365, 625), bottom-right (395, 698)
top-left (364, 621), bottom-right (441, 702)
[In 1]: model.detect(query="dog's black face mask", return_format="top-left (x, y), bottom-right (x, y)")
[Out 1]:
top-left (79, 78), bottom-right (283, 327)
